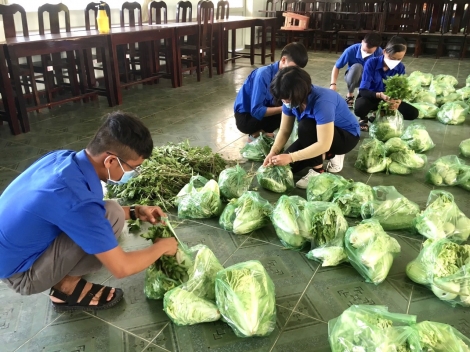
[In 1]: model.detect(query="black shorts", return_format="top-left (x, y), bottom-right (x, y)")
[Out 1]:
top-left (234, 112), bottom-right (282, 135)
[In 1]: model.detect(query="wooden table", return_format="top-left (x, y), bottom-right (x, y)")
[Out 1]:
top-left (253, 17), bottom-right (277, 65)
top-left (0, 44), bottom-right (21, 134)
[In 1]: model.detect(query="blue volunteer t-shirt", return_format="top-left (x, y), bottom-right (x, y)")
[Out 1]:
top-left (282, 85), bottom-right (360, 137)
top-left (359, 56), bottom-right (406, 92)
top-left (335, 43), bottom-right (383, 70)
top-left (0, 150), bottom-right (118, 278)
top-left (234, 62), bottom-right (280, 120)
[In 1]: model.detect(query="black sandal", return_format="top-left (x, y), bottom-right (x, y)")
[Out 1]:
top-left (49, 278), bottom-right (124, 312)
top-left (359, 120), bottom-right (369, 132)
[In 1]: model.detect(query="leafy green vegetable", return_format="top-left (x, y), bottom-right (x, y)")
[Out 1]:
top-left (378, 75), bottom-right (413, 116)
top-left (361, 186), bottom-right (420, 231)
top-left (163, 287), bottom-right (220, 325)
top-left (460, 138), bottom-right (470, 158)
top-left (413, 90), bottom-right (437, 105)
top-left (256, 165), bottom-right (294, 193)
top-left (215, 260), bottom-right (276, 337)
top-left (401, 122), bottom-right (435, 153)
top-left (345, 219), bottom-right (401, 284)
top-left (370, 110), bottom-right (405, 141)
top-left (333, 182), bottom-right (373, 218)
top-left (430, 81), bottom-right (456, 97)
top-left (106, 141), bottom-right (226, 210)
top-left (240, 133), bottom-right (274, 161)
top-left (385, 137), bottom-right (409, 155)
top-left (436, 92), bottom-right (461, 106)
top-left (433, 74), bottom-right (459, 87)
top-left (355, 138), bottom-right (389, 174)
top-left (219, 191), bottom-right (272, 234)
top-left (426, 155), bottom-right (470, 187)
top-left (177, 179), bottom-right (223, 219)
top-left (437, 101), bottom-right (468, 125)
top-left (306, 246), bottom-right (348, 267)
top-left (218, 165), bottom-right (254, 199)
top-left (409, 101), bottom-right (439, 118)
top-left (306, 173), bottom-right (350, 202)
top-left (415, 321), bottom-right (470, 351)
top-left (457, 86), bottom-right (470, 100)
top-left (409, 71), bottom-right (433, 86)
top-left (389, 149), bottom-right (427, 170)
top-left (271, 195), bottom-right (308, 249)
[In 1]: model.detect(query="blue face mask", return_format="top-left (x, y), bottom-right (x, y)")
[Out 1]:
top-left (283, 101), bottom-right (299, 109)
top-left (106, 157), bottom-right (137, 186)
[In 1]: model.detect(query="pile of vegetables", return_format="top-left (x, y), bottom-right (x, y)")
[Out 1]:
top-left (426, 155), bottom-right (470, 187)
top-left (414, 190), bottom-right (470, 243)
top-left (240, 133), bottom-right (274, 161)
top-left (413, 90), bottom-right (437, 105)
top-left (256, 165), bottom-right (294, 193)
top-left (410, 101), bottom-right (439, 119)
top-left (388, 148), bottom-right (427, 175)
top-left (354, 138), bottom-right (390, 174)
top-left (176, 177), bottom-right (223, 219)
top-left (332, 182), bottom-right (373, 218)
top-left (271, 195), bottom-right (308, 249)
top-left (400, 122), bottom-right (435, 153)
top-left (219, 191), bottom-right (272, 235)
top-left (218, 165), bottom-right (254, 200)
top-left (437, 101), bottom-right (468, 125)
top-left (306, 172), bottom-right (350, 202)
top-left (215, 260), bottom-right (276, 337)
top-left (106, 141), bottom-right (226, 210)
top-left (406, 238), bottom-right (470, 307)
top-left (345, 219), bottom-right (401, 284)
top-left (361, 186), bottom-right (420, 231)
top-left (460, 138), bottom-right (470, 158)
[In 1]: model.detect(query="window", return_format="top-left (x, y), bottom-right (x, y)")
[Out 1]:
top-left (230, 0), bottom-right (244, 9)
top-left (8, 0), bottom-right (125, 12)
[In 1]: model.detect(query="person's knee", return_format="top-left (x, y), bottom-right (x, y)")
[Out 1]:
top-left (104, 200), bottom-right (125, 237)
top-left (407, 107), bottom-right (419, 120)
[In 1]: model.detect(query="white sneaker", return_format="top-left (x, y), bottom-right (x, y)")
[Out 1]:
top-left (326, 154), bottom-right (345, 173)
top-left (296, 169), bottom-right (321, 189)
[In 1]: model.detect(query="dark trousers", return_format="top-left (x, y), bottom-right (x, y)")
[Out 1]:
top-left (234, 112), bottom-right (282, 135)
top-left (354, 95), bottom-right (419, 121)
top-left (286, 118), bottom-right (360, 173)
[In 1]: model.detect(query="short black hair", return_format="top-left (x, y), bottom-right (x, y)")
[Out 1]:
top-left (87, 111), bottom-right (153, 160)
top-left (384, 36), bottom-right (407, 55)
top-left (363, 32), bottom-right (382, 49)
top-left (280, 42), bottom-right (309, 68)
top-left (270, 66), bottom-right (312, 108)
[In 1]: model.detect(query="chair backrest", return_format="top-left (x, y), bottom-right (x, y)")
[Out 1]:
top-left (121, 1), bottom-right (142, 27)
top-left (439, 0), bottom-right (470, 34)
top-left (300, 0), bottom-right (316, 12)
top-left (383, 0), bottom-right (424, 33)
top-left (197, 0), bottom-right (214, 47)
top-left (0, 4), bottom-right (29, 38)
top-left (281, 0), bottom-right (301, 12)
top-left (176, 1), bottom-right (193, 22)
top-left (216, 1), bottom-right (229, 19)
top-left (38, 3), bottom-right (71, 35)
top-left (149, 1), bottom-right (167, 24)
top-left (84, 2), bottom-right (111, 30)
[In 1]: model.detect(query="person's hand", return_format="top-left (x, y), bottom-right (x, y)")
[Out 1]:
top-left (135, 205), bottom-right (166, 225)
top-left (389, 99), bottom-right (401, 110)
top-left (154, 237), bottom-right (178, 256)
top-left (270, 153), bottom-right (293, 166)
top-left (330, 84), bottom-right (337, 91)
top-left (379, 92), bottom-right (390, 101)
top-left (263, 151), bottom-right (278, 167)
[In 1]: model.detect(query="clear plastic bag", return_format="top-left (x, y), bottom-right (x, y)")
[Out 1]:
top-left (256, 165), bottom-right (294, 193)
top-left (400, 122), bottom-right (435, 152)
top-left (354, 138), bottom-right (390, 174)
top-left (437, 101), bottom-right (468, 125)
top-left (306, 173), bottom-right (350, 202)
top-left (426, 155), bottom-right (470, 186)
top-left (414, 190), bottom-right (470, 243)
top-left (218, 165), bottom-right (254, 200)
top-left (413, 90), bottom-right (437, 105)
top-left (271, 195), bottom-right (308, 249)
top-left (406, 238), bottom-right (470, 307)
top-left (409, 71), bottom-right (433, 86)
top-left (456, 86), bottom-right (470, 100)
top-left (433, 74), bottom-right (459, 87)
top-left (414, 321), bottom-right (470, 350)
top-left (215, 260), bottom-right (276, 337)
top-left (333, 182), bottom-right (373, 218)
top-left (436, 92), bottom-right (461, 106)
top-left (345, 219), bottom-right (401, 284)
top-left (410, 101), bottom-right (439, 118)
top-left (174, 175), bottom-right (209, 206)
top-left (460, 138), bottom-right (470, 157)
top-left (240, 133), bottom-right (273, 161)
top-left (389, 149), bottom-right (427, 170)
top-left (177, 179), bottom-right (223, 219)
top-left (361, 186), bottom-right (420, 231)
top-left (219, 191), bottom-right (272, 235)
top-left (384, 137), bottom-right (409, 155)
top-left (370, 110), bottom-right (404, 142)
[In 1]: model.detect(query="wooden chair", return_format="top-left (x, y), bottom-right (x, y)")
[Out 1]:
top-left (312, 1), bottom-right (338, 52)
top-left (178, 0), bottom-right (215, 83)
top-left (436, 1), bottom-right (470, 59)
top-left (176, 0), bottom-right (193, 22)
top-left (149, 1), bottom-right (173, 79)
top-left (120, 2), bottom-right (143, 83)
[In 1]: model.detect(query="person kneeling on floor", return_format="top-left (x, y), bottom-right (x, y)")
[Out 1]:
top-left (263, 66), bottom-right (360, 189)
top-left (234, 42), bottom-right (309, 142)
top-left (0, 112), bottom-right (178, 312)
top-left (355, 36), bottom-right (419, 132)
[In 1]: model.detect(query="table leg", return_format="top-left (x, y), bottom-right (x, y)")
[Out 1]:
top-left (0, 47), bottom-right (21, 135)
top-left (101, 42), bottom-right (117, 107)
top-left (250, 25), bottom-right (255, 65)
top-left (110, 38), bottom-right (123, 105)
top-left (231, 29), bottom-right (236, 64)
top-left (270, 22), bottom-right (276, 62)
top-left (261, 24), bottom-right (267, 65)
top-left (169, 30), bottom-right (179, 88)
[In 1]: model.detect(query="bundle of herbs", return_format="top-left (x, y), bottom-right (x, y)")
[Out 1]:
top-left (106, 141), bottom-right (227, 210)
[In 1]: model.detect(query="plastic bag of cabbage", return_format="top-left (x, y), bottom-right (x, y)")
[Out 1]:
top-left (433, 74), bottom-right (459, 87)
top-left (409, 102), bottom-right (439, 118)
top-left (426, 155), bottom-right (470, 187)
top-left (369, 110), bottom-right (404, 142)
top-left (409, 70), bottom-right (433, 86)
top-left (328, 305), bottom-right (420, 352)
top-left (413, 90), bottom-right (437, 105)
top-left (384, 137), bottom-right (409, 155)
top-left (437, 101), bottom-right (468, 125)
top-left (414, 190), bottom-right (470, 243)
top-left (177, 177), bottom-right (223, 219)
top-left (219, 191), bottom-right (272, 234)
top-left (218, 165), bottom-right (254, 200)
top-left (388, 148), bottom-right (427, 175)
top-left (345, 219), bottom-right (401, 284)
top-left (400, 122), bottom-right (435, 153)
top-left (305, 202), bottom-right (349, 267)
top-left (333, 182), bottom-right (373, 218)
top-left (271, 195), bottom-right (308, 249)
top-left (361, 186), bottom-right (420, 231)
top-left (414, 321), bottom-right (470, 351)
top-left (215, 260), bottom-right (276, 337)
top-left (456, 86), bottom-right (470, 100)
top-left (406, 238), bottom-right (470, 307)
top-left (306, 173), bottom-right (350, 202)
top-left (460, 138), bottom-right (470, 157)
top-left (436, 92), bottom-right (460, 106)
top-left (354, 138), bottom-right (390, 174)
top-left (256, 165), bottom-right (294, 193)
top-left (239, 133), bottom-right (273, 161)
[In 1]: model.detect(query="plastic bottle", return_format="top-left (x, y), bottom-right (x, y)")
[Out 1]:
top-left (97, 2), bottom-right (110, 34)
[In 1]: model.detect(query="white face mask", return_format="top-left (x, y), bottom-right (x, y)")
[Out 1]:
top-left (361, 49), bottom-right (373, 59)
top-left (384, 57), bottom-right (401, 70)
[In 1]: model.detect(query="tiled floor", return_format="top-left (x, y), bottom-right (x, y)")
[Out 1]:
top-left (1, 50), bottom-right (470, 352)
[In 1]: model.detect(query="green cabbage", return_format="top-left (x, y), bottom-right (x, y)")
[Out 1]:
top-left (415, 321), bottom-right (470, 351)
top-left (433, 74), bottom-right (459, 87)
top-left (240, 133), bottom-right (273, 161)
top-left (218, 165), bottom-right (254, 199)
top-left (426, 155), bottom-right (470, 187)
top-left (436, 92), bottom-right (460, 106)
top-left (437, 101), bottom-right (468, 125)
top-left (460, 138), bottom-right (470, 157)
top-left (256, 165), bottom-right (294, 193)
top-left (409, 102), bottom-right (439, 118)
top-left (333, 182), bottom-right (373, 218)
top-left (215, 260), bottom-right (276, 337)
top-left (177, 179), bottom-right (223, 219)
top-left (345, 219), bottom-right (401, 284)
top-left (387, 161), bottom-right (412, 175)
top-left (401, 122), bottom-right (435, 152)
top-left (370, 110), bottom-right (404, 142)
top-left (385, 137), bottom-right (409, 155)
top-left (413, 90), bottom-right (437, 105)
top-left (306, 172), bottom-right (350, 202)
top-left (389, 149), bottom-right (427, 170)
top-left (456, 86), bottom-right (470, 100)
top-left (271, 195), bottom-right (308, 249)
top-left (355, 138), bottom-right (389, 174)
top-left (430, 81), bottom-right (456, 97)
top-left (306, 246), bottom-right (348, 267)
top-left (409, 71), bottom-right (433, 86)
top-left (467, 74), bottom-right (470, 87)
